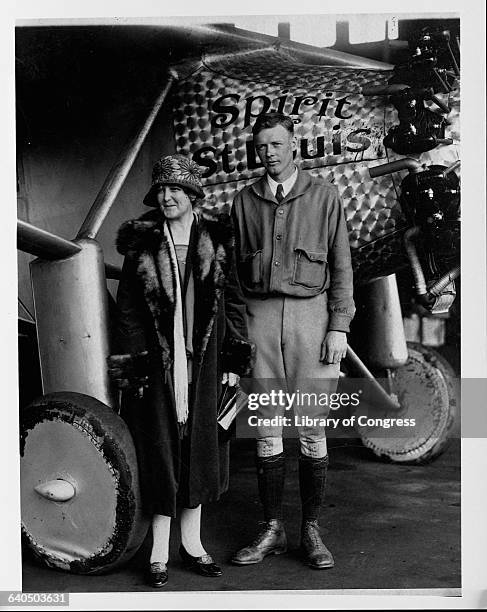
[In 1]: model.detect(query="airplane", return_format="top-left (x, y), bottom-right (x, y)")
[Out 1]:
top-left (15, 20), bottom-right (460, 574)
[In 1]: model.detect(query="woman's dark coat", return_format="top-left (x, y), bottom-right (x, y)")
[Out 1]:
top-left (114, 207), bottom-right (254, 517)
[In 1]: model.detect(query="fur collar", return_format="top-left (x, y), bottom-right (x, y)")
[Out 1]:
top-left (116, 206), bottom-right (234, 370)
top-left (116, 207), bottom-right (233, 257)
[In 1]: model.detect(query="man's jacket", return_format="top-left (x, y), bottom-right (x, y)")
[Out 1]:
top-left (231, 169), bottom-right (355, 332)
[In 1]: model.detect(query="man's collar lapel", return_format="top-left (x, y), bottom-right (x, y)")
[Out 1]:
top-left (250, 174), bottom-right (274, 201)
top-left (285, 169), bottom-right (312, 202)
top-left (249, 169), bottom-right (312, 204)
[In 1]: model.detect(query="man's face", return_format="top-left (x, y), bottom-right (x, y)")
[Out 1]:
top-left (254, 124), bottom-right (297, 183)
top-left (157, 185), bottom-right (193, 220)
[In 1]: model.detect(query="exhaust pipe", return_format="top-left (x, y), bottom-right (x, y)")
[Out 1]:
top-left (369, 158), bottom-right (423, 178)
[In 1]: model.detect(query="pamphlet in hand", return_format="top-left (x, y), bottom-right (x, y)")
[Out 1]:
top-left (217, 384), bottom-right (248, 441)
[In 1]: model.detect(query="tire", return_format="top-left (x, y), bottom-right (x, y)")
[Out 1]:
top-left (407, 342), bottom-right (460, 438)
top-left (354, 343), bottom-right (459, 464)
top-left (20, 392), bottom-right (149, 574)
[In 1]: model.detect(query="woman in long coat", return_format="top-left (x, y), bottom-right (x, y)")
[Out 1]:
top-left (109, 154), bottom-right (254, 587)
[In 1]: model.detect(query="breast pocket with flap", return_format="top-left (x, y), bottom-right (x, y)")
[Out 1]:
top-left (292, 247), bottom-right (328, 289)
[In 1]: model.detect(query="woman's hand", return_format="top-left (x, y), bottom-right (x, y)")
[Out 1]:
top-left (222, 372), bottom-right (240, 387)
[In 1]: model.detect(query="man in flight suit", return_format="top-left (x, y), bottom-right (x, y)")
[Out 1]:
top-left (230, 112), bottom-right (355, 569)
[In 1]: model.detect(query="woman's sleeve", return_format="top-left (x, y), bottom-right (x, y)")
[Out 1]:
top-left (115, 254), bottom-right (149, 355)
top-left (221, 219), bottom-right (255, 377)
top-left (107, 253), bottom-right (151, 391)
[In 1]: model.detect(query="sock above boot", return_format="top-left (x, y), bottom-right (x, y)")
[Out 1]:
top-left (256, 452), bottom-right (286, 521)
top-left (298, 453), bottom-right (329, 523)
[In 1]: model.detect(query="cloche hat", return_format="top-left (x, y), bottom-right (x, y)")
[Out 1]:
top-left (143, 154), bottom-right (204, 206)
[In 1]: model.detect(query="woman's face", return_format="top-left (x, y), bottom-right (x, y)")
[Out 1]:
top-left (157, 185), bottom-right (193, 220)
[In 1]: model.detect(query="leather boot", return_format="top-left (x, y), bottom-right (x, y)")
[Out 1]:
top-left (299, 454), bottom-right (334, 569)
top-left (301, 520), bottom-right (334, 569)
top-left (231, 519), bottom-right (287, 565)
top-left (232, 453), bottom-right (287, 565)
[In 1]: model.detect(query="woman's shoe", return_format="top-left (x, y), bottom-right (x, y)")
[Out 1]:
top-left (179, 544), bottom-right (223, 577)
top-left (147, 562), bottom-right (168, 588)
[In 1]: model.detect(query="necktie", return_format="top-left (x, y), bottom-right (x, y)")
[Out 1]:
top-left (275, 183), bottom-right (284, 203)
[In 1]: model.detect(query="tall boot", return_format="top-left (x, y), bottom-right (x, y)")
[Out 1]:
top-left (231, 453), bottom-right (287, 565)
top-left (299, 453), bottom-right (334, 569)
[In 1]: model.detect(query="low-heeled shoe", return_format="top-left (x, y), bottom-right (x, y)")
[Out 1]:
top-left (179, 545), bottom-right (223, 577)
top-left (147, 562), bottom-right (168, 588)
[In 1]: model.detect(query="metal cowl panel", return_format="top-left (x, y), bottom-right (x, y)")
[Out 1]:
top-left (30, 239), bottom-right (113, 408)
top-left (171, 47), bottom-right (460, 284)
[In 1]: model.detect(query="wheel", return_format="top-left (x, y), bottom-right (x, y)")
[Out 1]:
top-left (406, 342), bottom-right (460, 439)
top-left (354, 343), bottom-right (459, 464)
top-left (20, 392), bottom-right (149, 574)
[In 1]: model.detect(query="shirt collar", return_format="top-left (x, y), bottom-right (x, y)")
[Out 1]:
top-left (266, 166), bottom-right (298, 197)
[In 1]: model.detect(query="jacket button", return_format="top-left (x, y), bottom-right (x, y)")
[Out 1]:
top-left (274, 261), bottom-right (280, 266)
top-left (278, 209), bottom-right (284, 215)
top-left (276, 234), bottom-right (282, 240)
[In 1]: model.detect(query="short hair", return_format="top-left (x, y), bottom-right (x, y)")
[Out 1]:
top-left (252, 112), bottom-right (295, 137)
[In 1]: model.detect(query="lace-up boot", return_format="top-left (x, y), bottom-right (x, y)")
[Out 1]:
top-left (231, 519), bottom-right (287, 565)
top-left (301, 520), bottom-right (334, 569)
top-left (299, 453), bottom-right (334, 569)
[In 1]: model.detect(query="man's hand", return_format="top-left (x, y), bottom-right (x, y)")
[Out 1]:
top-left (320, 331), bottom-right (347, 364)
top-left (222, 372), bottom-right (240, 387)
